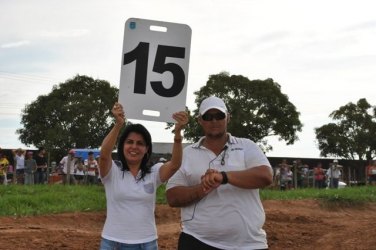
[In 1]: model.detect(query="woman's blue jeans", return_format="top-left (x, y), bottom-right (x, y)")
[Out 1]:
top-left (100, 238), bottom-right (158, 250)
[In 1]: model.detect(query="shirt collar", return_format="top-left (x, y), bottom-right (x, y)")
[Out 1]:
top-left (192, 133), bottom-right (236, 149)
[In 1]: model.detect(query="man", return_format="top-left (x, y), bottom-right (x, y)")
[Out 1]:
top-left (59, 149), bottom-right (77, 185)
top-left (367, 160), bottom-right (376, 186)
top-left (326, 159), bottom-right (342, 189)
top-left (295, 159), bottom-right (308, 188)
top-left (12, 148), bottom-right (26, 184)
top-left (166, 96), bottom-right (273, 250)
top-left (0, 152), bottom-right (10, 185)
top-left (34, 147), bottom-right (48, 184)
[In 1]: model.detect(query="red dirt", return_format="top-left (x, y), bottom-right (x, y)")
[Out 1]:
top-left (0, 200), bottom-right (375, 250)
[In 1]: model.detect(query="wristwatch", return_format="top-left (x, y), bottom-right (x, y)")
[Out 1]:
top-left (220, 171), bottom-right (228, 185)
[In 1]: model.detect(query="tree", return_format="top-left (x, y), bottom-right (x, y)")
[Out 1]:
top-left (180, 72), bottom-right (303, 151)
top-left (17, 75), bottom-right (118, 154)
top-left (315, 98), bottom-right (376, 160)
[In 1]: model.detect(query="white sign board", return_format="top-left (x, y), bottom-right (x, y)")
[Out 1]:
top-left (119, 18), bottom-right (191, 122)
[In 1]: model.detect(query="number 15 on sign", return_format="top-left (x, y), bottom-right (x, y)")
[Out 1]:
top-left (119, 18), bottom-right (192, 122)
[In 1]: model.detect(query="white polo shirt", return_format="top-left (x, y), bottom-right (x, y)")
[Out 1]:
top-left (166, 134), bottom-right (272, 250)
top-left (326, 167), bottom-right (341, 179)
top-left (101, 161), bottom-right (163, 244)
top-left (59, 156), bottom-right (76, 174)
top-left (15, 155), bottom-right (25, 170)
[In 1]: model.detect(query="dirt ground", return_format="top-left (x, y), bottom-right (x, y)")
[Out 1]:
top-left (0, 200), bottom-right (375, 250)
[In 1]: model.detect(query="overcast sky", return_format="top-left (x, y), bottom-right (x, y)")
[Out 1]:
top-left (1, 0), bottom-right (375, 159)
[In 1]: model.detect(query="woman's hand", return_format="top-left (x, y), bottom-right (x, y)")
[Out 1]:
top-left (112, 102), bottom-right (126, 126)
top-left (158, 111), bottom-right (188, 182)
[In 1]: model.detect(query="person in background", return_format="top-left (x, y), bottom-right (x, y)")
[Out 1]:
top-left (280, 162), bottom-right (293, 191)
top-left (74, 157), bottom-right (85, 185)
top-left (366, 160), bottom-right (376, 186)
top-left (314, 162), bottom-right (325, 189)
top-left (99, 102), bottom-right (188, 250)
top-left (166, 96), bottom-right (273, 250)
top-left (295, 159), bottom-right (308, 188)
top-left (158, 157), bottom-right (167, 164)
top-left (34, 147), bottom-right (48, 184)
top-left (85, 151), bottom-right (98, 185)
top-left (59, 149), bottom-right (77, 185)
top-left (24, 151), bottom-right (36, 185)
top-left (0, 152), bottom-right (9, 185)
top-left (300, 163), bottom-right (310, 188)
top-left (277, 159), bottom-right (289, 190)
top-left (326, 159), bottom-right (342, 188)
top-left (12, 148), bottom-right (25, 184)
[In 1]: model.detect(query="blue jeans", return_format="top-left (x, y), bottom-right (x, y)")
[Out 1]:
top-left (329, 178), bottom-right (339, 188)
top-left (100, 238), bottom-right (158, 250)
top-left (34, 170), bottom-right (45, 184)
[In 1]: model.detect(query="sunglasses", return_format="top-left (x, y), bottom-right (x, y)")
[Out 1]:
top-left (201, 112), bottom-right (226, 121)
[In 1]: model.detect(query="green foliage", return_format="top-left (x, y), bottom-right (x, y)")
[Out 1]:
top-left (261, 186), bottom-right (376, 208)
top-left (156, 184), bottom-right (167, 204)
top-left (0, 185), bottom-right (106, 217)
top-left (1, 185), bottom-right (375, 217)
top-left (17, 75), bottom-right (118, 154)
top-left (181, 72), bottom-right (303, 151)
top-left (315, 98), bottom-right (376, 160)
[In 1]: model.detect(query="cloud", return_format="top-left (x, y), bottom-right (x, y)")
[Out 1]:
top-left (343, 20), bottom-right (376, 32)
top-left (1, 40), bottom-right (30, 49)
top-left (40, 29), bottom-right (90, 38)
top-left (297, 54), bottom-right (376, 71)
top-left (0, 43), bottom-right (59, 73)
top-left (256, 31), bottom-right (291, 44)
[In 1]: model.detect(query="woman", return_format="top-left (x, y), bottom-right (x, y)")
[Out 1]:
top-left (314, 162), bottom-right (325, 189)
top-left (85, 151), bottom-right (98, 185)
top-left (99, 102), bottom-right (188, 250)
top-left (74, 158), bottom-right (85, 185)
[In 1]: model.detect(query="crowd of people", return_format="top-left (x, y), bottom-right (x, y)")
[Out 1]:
top-left (273, 159), bottom-right (346, 190)
top-left (56, 149), bottom-right (100, 185)
top-left (0, 147), bottom-right (100, 186)
top-left (0, 147), bottom-right (48, 185)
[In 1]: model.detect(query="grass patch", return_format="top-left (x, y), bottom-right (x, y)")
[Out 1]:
top-left (0, 184), bottom-right (106, 217)
top-left (318, 195), bottom-right (366, 209)
top-left (261, 186), bottom-right (376, 208)
top-left (156, 184), bottom-right (167, 204)
top-left (1, 184), bottom-right (375, 217)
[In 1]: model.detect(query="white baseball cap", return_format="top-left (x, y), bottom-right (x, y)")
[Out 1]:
top-left (159, 157), bottom-right (167, 162)
top-left (199, 96), bottom-right (228, 115)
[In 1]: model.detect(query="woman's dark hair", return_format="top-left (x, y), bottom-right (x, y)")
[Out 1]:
top-left (117, 123), bottom-right (152, 181)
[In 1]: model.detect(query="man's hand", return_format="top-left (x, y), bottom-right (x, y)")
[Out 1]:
top-left (200, 169), bottom-right (223, 193)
